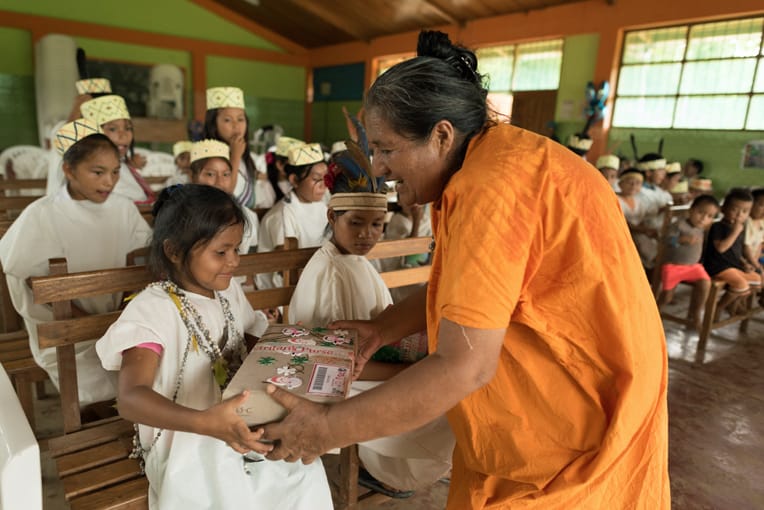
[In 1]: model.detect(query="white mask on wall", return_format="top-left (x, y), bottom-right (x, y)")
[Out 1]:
top-left (146, 64), bottom-right (184, 119)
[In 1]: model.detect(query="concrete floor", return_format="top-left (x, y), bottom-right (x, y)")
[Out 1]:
top-left (34, 288), bottom-right (764, 509)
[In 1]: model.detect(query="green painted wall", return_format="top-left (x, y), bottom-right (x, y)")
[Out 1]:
top-left (609, 128), bottom-right (764, 196)
top-left (0, 27), bottom-right (36, 149)
top-left (206, 56), bottom-right (306, 138)
top-left (312, 100), bottom-right (363, 147)
top-left (554, 33), bottom-right (600, 144)
top-left (0, 0), bottom-right (282, 51)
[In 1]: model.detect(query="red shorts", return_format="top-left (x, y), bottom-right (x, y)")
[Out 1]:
top-left (661, 263), bottom-right (710, 291)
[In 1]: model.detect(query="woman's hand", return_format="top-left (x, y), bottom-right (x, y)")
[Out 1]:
top-left (262, 385), bottom-right (334, 464)
top-left (328, 319), bottom-right (385, 379)
top-left (200, 391), bottom-right (273, 455)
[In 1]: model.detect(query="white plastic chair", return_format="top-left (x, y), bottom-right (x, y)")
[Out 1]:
top-left (0, 146), bottom-right (48, 197)
top-left (0, 364), bottom-right (42, 510)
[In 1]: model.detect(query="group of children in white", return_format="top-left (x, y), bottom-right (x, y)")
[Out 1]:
top-left (0, 78), bottom-right (449, 508)
top-left (591, 152), bottom-right (764, 330)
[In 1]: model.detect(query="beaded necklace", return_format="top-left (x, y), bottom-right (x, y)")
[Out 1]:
top-left (130, 280), bottom-right (247, 471)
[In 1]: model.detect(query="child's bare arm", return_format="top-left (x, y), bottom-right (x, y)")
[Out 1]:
top-left (118, 347), bottom-right (272, 455)
top-left (743, 244), bottom-right (762, 270)
top-left (713, 222), bottom-right (744, 254)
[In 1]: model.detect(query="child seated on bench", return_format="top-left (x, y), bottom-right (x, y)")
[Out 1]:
top-left (657, 194), bottom-right (719, 330)
top-left (288, 129), bottom-right (454, 499)
top-left (0, 119), bottom-right (151, 405)
top-left (703, 188), bottom-right (764, 318)
top-left (96, 184), bottom-right (332, 510)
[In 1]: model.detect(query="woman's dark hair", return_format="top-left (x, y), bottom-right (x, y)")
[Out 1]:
top-left (639, 152), bottom-right (664, 164)
top-left (752, 188), bottom-right (764, 201)
top-left (267, 154), bottom-right (289, 202)
top-left (686, 158), bottom-right (704, 175)
top-left (365, 30), bottom-right (489, 165)
top-left (203, 108), bottom-right (256, 198)
top-left (149, 184), bottom-right (247, 282)
top-left (189, 157), bottom-right (232, 179)
top-left (62, 134), bottom-right (119, 167)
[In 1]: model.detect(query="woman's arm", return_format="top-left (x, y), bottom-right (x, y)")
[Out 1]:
top-left (118, 347), bottom-right (271, 454)
top-left (263, 318), bottom-right (505, 463)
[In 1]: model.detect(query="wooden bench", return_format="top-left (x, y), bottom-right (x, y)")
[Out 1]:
top-left (0, 222), bottom-right (49, 432)
top-left (30, 236), bottom-right (432, 509)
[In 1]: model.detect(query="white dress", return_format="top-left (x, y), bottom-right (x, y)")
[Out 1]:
top-left (256, 191), bottom-right (328, 289)
top-left (618, 193), bottom-right (660, 268)
top-left (288, 240), bottom-right (455, 491)
top-left (96, 281), bottom-right (332, 510)
top-left (240, 206), bottom-right (259, 254)
top-left (381, 206), bottom-right (433, 302)
top-left (0, 185), bottom-right (152, 404)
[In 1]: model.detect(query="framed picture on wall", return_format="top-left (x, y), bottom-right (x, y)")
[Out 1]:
top-left (86, 59), bottom-right (186, 120)
top-left (741, 140), bottom-right (764, 170)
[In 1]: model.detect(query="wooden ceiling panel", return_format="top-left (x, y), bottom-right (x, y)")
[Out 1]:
top-left (210, 0), bottom-right (593, 49)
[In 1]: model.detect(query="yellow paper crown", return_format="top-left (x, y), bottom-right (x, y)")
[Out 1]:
top-left (173, 141), bottom-right (193, 158)
top-left (275, 136), bottom-right (304, 157)
top-left (190, 139), bottom-right (230, 164)
top-left (689, 178), bottom-right (713, 191)
top-left (636, 158), bottom-right (667, 171)
top-left (80, 95), bottom-right (130, 128)
top-left (53, 118), bottom-right (99, 156)
top-left (75, 78), bottom-right (112, 95)
top-left (206, 87), bottom-right (245, 110)
top-left (595, 154), bottom-right (619, 170)
top-left (670, 180), bottom-right (689, 194)
top-left (666, 161), bottom-right (682, 174)
top-left (288, 143), bottom-right (324, 166)
top-left (567, 134), bottom-right (593, 151)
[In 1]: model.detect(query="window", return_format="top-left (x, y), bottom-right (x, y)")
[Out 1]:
top-left (476, 40), bottom-right (563, 116)
top-left (613, 17), bottom-right (764, 130)
top-left (372, 40), bottom-right (563, 117)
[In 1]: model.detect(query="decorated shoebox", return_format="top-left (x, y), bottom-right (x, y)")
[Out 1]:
top-left (223, 324), bottom-right (356, 426)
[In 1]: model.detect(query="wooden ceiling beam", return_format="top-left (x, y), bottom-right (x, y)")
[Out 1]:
top-left (289, 0), bottom-right (372, 43)
top-left (421, 0), bottom-right (462, 25)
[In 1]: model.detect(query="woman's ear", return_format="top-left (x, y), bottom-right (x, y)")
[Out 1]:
top-left (431, 119), bottom-right (456, 156)
top-left (163, 239), bottom-right (181, 265)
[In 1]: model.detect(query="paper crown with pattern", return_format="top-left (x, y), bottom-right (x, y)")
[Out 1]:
top-left (287, 143), bottom-right (324, 166)
top-left (80, 95), bottom-right (130, 128)
top-left (636, 158), bottom-right (667, 171)
top-left (666, 161), bottom-right (682, 174)
top-left (190, 139), bottom-right (230, 164)
top-left (75, 78), bottom-right (112, 95)
top-left (689, 178), bottom-right (713, 191)
top-left (53, 118), bottom-right (99, 156)
top-left (566, 133), bottom-right (593, 152)
top-left (670, 180), bottom-right (689, 194)
top-left (173, 141), bottom-right (193, 158)
top-left (206, 87), bottom-right (245, 110)
top-left (275, 136), bottom-right (304, 157)
top-left (596, 154), bottom-right (619, 170)
top-left (326, 111), bottom-right (388, 212)
top-left (330, 141), bottom-right (347, 155)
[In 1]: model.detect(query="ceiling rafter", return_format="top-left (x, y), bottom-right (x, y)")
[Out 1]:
top-left (289, 0), bottom-right (372, 43)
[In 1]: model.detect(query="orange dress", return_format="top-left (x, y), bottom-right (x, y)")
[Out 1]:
top-left (427, 123), bottom-right (670, 509)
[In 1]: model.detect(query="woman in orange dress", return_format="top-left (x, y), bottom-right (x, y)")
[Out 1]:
top-left (263, 30), bottom-right (670, 509)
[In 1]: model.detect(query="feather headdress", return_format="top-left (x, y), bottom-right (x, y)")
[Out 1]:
top-left (326, 110), bottom-right (388, 212)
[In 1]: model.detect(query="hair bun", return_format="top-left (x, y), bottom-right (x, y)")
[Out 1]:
top-left (417, 30), bottom-right (479, 84)
top-left (152, 184), bottom-right (184, 218)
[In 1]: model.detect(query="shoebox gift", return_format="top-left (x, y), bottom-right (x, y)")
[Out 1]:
top-left (223, 324), bottom-right (356, 426)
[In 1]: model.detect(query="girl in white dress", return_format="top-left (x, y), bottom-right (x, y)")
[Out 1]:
top-left (257, 143), bottom-right (329, 289)
top-left (0, 119), bottom-right (152, 405)
top-left (617, 168), bottom-right (661, 268)
top-left (288, 133), bottom-right (454, 498)
top-left (96, 184), bottom-right (332, 510)
top-left (203, 87), bottom-right (260, 209)
top-left (189, 139), bottom-right (259, 254)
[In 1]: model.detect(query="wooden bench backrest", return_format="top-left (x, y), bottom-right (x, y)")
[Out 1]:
top-left (31, 236), bottom-right (432, 433)
top-left (0, 177), bottom-right (47, 193)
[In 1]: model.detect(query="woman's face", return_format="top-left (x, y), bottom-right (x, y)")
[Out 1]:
top-left (365, 108), bottom-right (452, 207)
top-left (329, 209), bottom-right (386, 256)
top-left (215, 107), bottom-right (247, 144)
top-left (291, 163), bottom-right (328, 203)
top-left (101, 119), bottom-right (133, 159)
